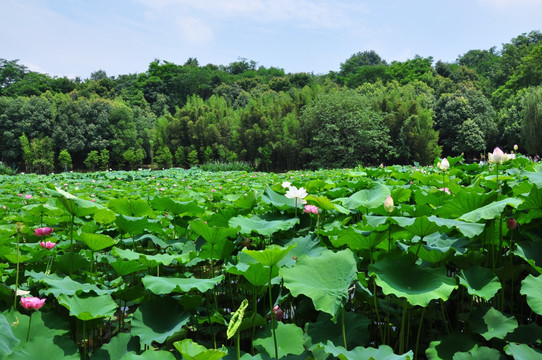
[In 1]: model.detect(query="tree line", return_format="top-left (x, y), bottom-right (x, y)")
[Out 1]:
top-left (1, 30), bottom-right (542, 173)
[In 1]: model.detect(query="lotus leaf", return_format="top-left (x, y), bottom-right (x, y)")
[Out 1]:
top-left (173, 339), bottom-right (228, 360)
top-left (142, 275), bottom-right (224, 295)
top-left (281, 249), bottom-right (357, 316)
top-left (131, 296), bottom-right (190, 345)
top-left (369, 253), bottom-right (457, 307)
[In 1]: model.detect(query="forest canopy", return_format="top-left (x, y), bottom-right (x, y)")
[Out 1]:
top-left (1, 30), bottom-right (542, 173)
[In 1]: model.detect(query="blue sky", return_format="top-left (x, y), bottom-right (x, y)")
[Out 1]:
top-left (2, 0), bottom-right (542, 79)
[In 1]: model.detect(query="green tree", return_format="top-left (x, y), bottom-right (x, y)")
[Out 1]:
top-left (31, 136), bottom-right (54, 174)
top-left (100, 149), bottom-right (110, 171)
top-left (522, 86), bottom-right (542, 155)
top-left (301, 89), bottom-right (392, 168)
top-left (155, 146), bottom-right (173, 169)
top-left (58, 149), bottom-right (72, 171)
top-left (84, 150), bottom-right (100, 171)
top-left (19, 133), bottom-right (33, 172)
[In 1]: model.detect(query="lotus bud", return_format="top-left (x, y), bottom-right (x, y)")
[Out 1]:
top-left (384, 195), bottom-right (394, 213)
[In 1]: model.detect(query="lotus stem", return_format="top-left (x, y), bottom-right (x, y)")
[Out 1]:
top-left (14, 230), bottom-right (21, 309)
top-left (341, 306), bottom-right (347, 350)
top-left (414, 307), bottom-right (425, 360)
top-left (269, 265), bottom-right (278, 359)
top-left (25, 311), bottom-right (32, 342)
top-left (399, 300), bottom-right (408, 354)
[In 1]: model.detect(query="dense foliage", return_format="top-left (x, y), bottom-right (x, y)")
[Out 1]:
top-left (0, 153), bottom-right (542, 359)
top-left (1, 31), bottom-right (542, 172)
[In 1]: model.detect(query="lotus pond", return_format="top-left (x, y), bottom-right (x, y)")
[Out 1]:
top-left (1, 154), bottom-right (542, 359)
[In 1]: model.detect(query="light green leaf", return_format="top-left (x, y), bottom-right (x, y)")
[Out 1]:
top-left (469, 307), bottom-right (518, 341)
top-left (79, 233), bottom-right (116, 252)
top-left (229, 215), bottom-right (298, 237)
top-left (505, 343), bottom-right (542, 360)
top-left (253, 322), bottom-right (305, 358)
top-left (521, 274), bottom-right (542, 315)
top-left (173, 339), bottom-right (228, 360)
top-left (57, 294), bottom-right (118, 321)
top-left (281, 249), bottom-right (357, 316)
top-left (458, 198), bottom-right (523, 223)
top-left (243, 244), bottom-right (296, 268)
top-left (142, 275), bottom-right (224, 295)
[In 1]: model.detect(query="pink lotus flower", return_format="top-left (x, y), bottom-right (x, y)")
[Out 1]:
top-left (507, 218), bottom-right (517, 230)
top-left (20, 296), bottom-right (46, 310)
top-left (34, 227), bottom-right (54, 237)
top-left (384, 195), bottom-right (394, 213)
top-left (273, 305), bottom-right (284, 321)
top-left (303, 204), bottom-right (319, 215)
top-left (24, 194), bottom-right (33, 199)
top-left (40, 241), bottom-right (56, 249)
top-left (439, 187), bottom-right (451, 194)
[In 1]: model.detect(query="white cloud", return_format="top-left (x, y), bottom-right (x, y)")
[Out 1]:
top-left (137, 0), bottom-right (368, 30)
top-left (476, 0), bottom-right (542, 8)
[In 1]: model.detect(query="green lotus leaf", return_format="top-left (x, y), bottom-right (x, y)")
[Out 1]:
top-left (523, 171), bottom-right (542, 188)
top-left (131, 296), bottom-right (190, 345)
top-left (518, 185), bottom-right (542, 211)
top-left (78, 232), bottom-right (116, 252)
top-left (121, 350), bottom-right (177, 360)
top-left (458, 198), bottom-right (523, 223)
top-left (0, 314), bottom-right (19, 358)
top-left (436, 189), bottom-right (492, 219)
top-left (305, 195), bottom-right (337, 211)
top-left (22, 203), bottom-right (63, 217)
top-left (469, 307), bottom-right (518, 341)
top-left (227, 261), bottom-right (279, 287)
top-left (190, 220), bottom-right (238, 244)
top-left (520, 274), bottom-right (542, 315)
top-left (57, 293), bottom-right (118, 321)
top-left (40, 275), bottom-right (111, 297)
top-left (94, 208), bottom-right (117, 224)
top-left (425, 333), bottom-right (478, 360)
top-left (320, 341), bottom-right (413, 360)
top-left (243, 244), bottom-right (296, 268)
top-left (504, 343), bottom-right (542, 360)
top-left (410, 232), bottom-right (467, 263)
top-left (261, 187), bottom-right (296, 210)
top-left (254, 322), bottom-right (305, 358)
top-left (141, 275), bottom-right (224, 295)
top-left (234, 190), bottom-right (257, 210)
top-left (8, 333), bottom-right (79, 360)
top-left (403, 216), bottom-right (442, 237)
top-left (514, 241), bottom-right (542, 274)
top-left (330, 225), bottom-right (385, 251)
top-left (229, 215), bottom-right (299, 237)
top-left (277, 234), bottom-right (325, 268)
top-left (115, 215), bottom-right (150, 235)
top-left (280, 249), bottom-right (357, 316)
top-left (369, 253), bottom-right (457, 307)
top-left (339, 181), bottom-right (390, 210)
top-left (458, 266), bottom-right (501, 300)
top-left (305, 312), bottom-right (370, 350)
top-left (452, 345), bottom-right (504, 360)
top-left (427, 216), bottom-right (485, 238)
top-left (0, 224), bottom-right (17, 239)
top-left (505, 323), bottom-right (542, 344)
top-left (47, 187), bottom-right (102, 217)
top-left (108, 198), bottom-right (154, 217)
top-left (173, 339), bottom-right (228, 360)
top-left (150, 197), bottom-right (203, 217)
top-left (90, 333), bottom-right (139, 360)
